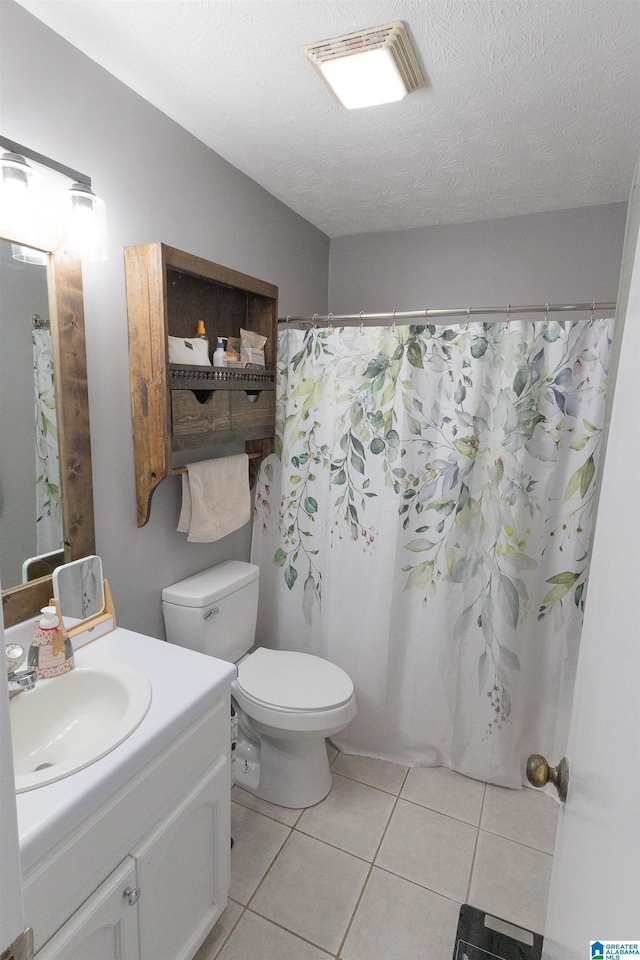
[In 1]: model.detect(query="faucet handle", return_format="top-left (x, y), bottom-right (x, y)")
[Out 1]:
top-left (5, 643), bottom-right (26, 675)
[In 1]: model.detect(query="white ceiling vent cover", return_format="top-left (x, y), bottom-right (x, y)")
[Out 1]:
top-left (303, 21), bottom-right (425, 110)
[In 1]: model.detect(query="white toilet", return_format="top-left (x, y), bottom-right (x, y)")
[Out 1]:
top-left (162, 560), bottom-right (356, 807)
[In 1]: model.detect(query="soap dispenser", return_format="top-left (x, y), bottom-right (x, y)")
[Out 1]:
top-left (213, 337), bottom-right (228, 367)
top-left (28, 604), bottom-right (74, 679)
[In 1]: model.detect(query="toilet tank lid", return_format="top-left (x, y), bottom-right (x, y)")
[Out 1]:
top-left (162, 560), bottom-right (259, 607)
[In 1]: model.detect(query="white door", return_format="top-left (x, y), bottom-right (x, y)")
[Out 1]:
top-left (542, 160), bottom-right (640, 956)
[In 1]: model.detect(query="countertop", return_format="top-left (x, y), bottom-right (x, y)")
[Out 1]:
top-left (14, 627), bottom-right (236, 872)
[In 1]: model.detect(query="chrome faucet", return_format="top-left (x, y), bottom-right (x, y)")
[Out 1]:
top-left (5, 643), bottom-right (37, 698)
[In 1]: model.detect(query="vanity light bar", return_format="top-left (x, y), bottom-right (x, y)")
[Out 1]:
top-left (1, 135), bottom-right (107, 262)
top-left (0, 135), bottom-right (91, 187)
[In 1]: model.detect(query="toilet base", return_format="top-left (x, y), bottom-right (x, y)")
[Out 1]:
top-left (234, 731), bottom-right (333, 808)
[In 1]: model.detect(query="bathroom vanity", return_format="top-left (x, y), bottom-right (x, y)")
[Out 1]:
top-left (12, 627), bottom-right (235, 959)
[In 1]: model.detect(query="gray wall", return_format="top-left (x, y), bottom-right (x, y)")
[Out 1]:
top-left (0, 1), bottom-right (329, 637)
top-left (329, 203), bottom-right (627, 314)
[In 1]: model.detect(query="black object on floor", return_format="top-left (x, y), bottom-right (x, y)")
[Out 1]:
top-left (453, 904), bottom-right (543, 960)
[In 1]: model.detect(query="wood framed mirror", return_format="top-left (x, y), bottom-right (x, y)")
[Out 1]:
top-left (1, 243), bottom-right (95, 627)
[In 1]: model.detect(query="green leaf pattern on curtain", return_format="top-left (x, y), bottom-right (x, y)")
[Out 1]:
top-left (33, 326), bottom-right (62, 553)
top-left (255, 319), bottom-right (612, 740)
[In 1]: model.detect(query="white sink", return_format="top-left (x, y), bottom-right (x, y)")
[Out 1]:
top-left (10, 657), bottom-right (152, 792)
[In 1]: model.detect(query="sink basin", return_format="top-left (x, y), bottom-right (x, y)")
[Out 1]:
top-left (10, 657), bottom-right (152, 792)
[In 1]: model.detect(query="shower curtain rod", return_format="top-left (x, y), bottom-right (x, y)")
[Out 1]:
top-left (278, 301), bottom-right (616, 328)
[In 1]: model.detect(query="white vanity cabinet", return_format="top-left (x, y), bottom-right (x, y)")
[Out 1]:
top-left (34, 858), bottom-right (140, 960)
top-left (16, 629), bottom-right (235, 960)
top-left (34, 757), bottom-right (228, 960)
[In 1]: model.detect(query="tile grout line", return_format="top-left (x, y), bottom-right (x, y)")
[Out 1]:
top-left (395, 791), bottom-right (488, 829)
top-left (335, 763), bottom-right (412, 959)
top-left (290, 826), bottom-right (380, 865)
top-left (371, 862), bottom-right (465, 906)
top-left (465, 781), bottom-right (487, 903)
top-left (231, 792), bottom-right (305, 828)
top-left (242, 819), bottom-right (295, 911)
top-left (478, 824), bottom-right (556, 856)
top-left (234, 780), bottom-right (494, 836)
top-left (324, 763), bottom-right (490, 834)
top-left (243, 905), bottom-right (337, 958)
top-left (329, 759), bottom-right (410, 797)
top-left (210, 902), bottom-right (246, 960)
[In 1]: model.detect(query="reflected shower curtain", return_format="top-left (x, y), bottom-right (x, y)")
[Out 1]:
top-left (251, 320), bottom-right (614, 787)
top-left (32, 325), bottom-right (62, 553)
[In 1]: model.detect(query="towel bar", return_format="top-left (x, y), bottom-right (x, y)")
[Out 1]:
top-left (171, 452), bottom-right (262, 475)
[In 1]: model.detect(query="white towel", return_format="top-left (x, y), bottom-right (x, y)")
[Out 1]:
top-left (177, 454), bottom-right (250, 542)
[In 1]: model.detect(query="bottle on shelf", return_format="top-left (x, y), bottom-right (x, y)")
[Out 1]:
top-left (213, 337), bottom-right (228, 367)
top-left (196, 319), bottom-right (209, 353)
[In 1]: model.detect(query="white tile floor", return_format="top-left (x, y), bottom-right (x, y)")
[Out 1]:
top-left (194, 745), bottom-right (559, 960)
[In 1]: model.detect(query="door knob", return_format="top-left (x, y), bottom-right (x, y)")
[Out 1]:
top-left (123, 886), bottom-right (140, 906)
top-left (526, 753), bottom-right (569, 802)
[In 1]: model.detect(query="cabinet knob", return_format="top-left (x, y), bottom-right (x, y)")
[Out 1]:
top-left (123, 886), bottom-right (140, 906)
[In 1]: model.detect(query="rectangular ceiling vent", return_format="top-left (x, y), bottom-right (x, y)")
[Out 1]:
top-left (303, 21), bottom-right (425, 108)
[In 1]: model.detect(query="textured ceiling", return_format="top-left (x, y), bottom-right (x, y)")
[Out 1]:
top-left (15, 0), bottom-right (640, 237)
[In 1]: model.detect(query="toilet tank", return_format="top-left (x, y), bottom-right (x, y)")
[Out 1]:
top-left (162, 560), bottom-right (260, 663)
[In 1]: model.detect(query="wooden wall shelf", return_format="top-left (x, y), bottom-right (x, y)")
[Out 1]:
top-left (125, 244), bottom-right (278, 526)
top-left (168, 364), bottom-right (275, 391)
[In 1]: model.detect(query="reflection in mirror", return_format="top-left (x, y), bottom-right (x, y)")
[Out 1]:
top-left (1, 241), bottom-right (95, 628)
top-left (22, 548), bottom-right (65, 584)
top-left (53, 555), bottom-right (105, 623)
top-left (0, 240), bottom-right (63, 589)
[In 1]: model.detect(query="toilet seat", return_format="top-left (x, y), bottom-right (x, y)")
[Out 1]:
top-left (235, 647), bottom-right (354, 712)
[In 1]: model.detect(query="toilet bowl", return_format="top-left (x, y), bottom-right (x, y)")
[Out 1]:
top-left (231, 646), bottom-right (356, 807)
top-left (162, 561), bottom-right (356, 807)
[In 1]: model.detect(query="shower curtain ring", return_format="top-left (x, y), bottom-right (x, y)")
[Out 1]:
top-left (392, 309), bottom-right (396, 333)
top-left (312, 313), bottom-right (319, 328)
top-left (464, 306), bottom-right (471, 331)
top-left (589, 301), bottom-right (596, 325)
top-left (328, 313), bottom-right (334, 334)
top-left (544, 303), bottom-right (549, 326)
top-left (359, 311), bottom-right (365, 335)
top-left (506, 304), bottom-right (512, 329)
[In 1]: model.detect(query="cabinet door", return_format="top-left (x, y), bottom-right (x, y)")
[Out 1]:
top-left (132, 756), bottom-right (230, 960)
top-left (35, 857), bottom-right (139, 960)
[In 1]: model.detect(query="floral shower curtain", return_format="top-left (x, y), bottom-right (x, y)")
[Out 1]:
top-left (32, 325), bottom-right (62, 554)
top-left (251, 319), bottom-right (614, 787)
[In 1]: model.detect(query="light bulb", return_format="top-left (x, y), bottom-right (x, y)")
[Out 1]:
top-left (63, 182), bottom-right (107, 262)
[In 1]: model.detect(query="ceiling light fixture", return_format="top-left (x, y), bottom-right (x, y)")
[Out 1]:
top-left (303, 21), bottom-right (424, 110)
top-left (0, 136), bottom-right (107, 262)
